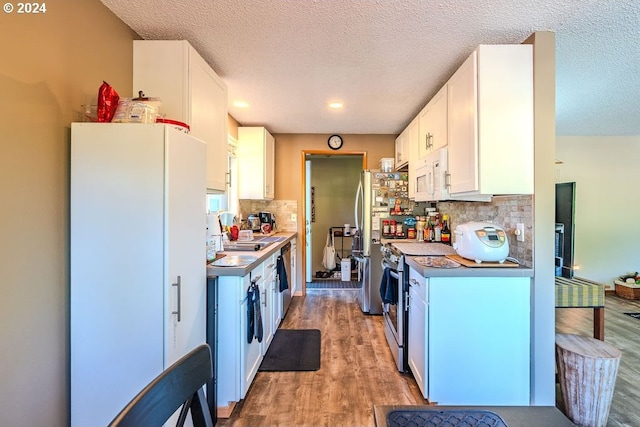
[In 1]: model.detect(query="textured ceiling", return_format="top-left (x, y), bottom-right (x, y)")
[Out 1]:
top-left (100, 0), bottom-right (639, 136)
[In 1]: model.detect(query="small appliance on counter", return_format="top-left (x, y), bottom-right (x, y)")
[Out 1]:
top-left (259, 212), bottom-right (276, 233)
top-left (453, 221), bottom-right (509, 263)
top-left (247, 214), bottom-right (261, 232)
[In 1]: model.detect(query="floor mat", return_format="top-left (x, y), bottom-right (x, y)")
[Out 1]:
top-left (258, 329), bottom-right (321, 371)
top-left (386, 409), bottom-right (508, 427)
top-left (307, 281), bottom-right (361, 289)
top-left (624, 312), bottom-right (640, 320)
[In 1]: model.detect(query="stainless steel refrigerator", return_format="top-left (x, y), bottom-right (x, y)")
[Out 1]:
top-left (353, 170), bottom-right (410, 314)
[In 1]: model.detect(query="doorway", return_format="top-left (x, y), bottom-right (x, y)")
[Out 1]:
top-left (301, 150), bottom-right (367, 292)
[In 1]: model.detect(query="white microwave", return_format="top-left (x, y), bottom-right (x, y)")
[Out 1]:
top-left (414, 147), bottom-right (450, 202)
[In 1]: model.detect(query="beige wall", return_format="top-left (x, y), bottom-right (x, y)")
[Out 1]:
top-left (556, 136), bottom-right (640, 284)
top-left (227, 114), bottom-right (240, 140)
top-left (273, 133), bottom-right (395, 200)
top-left (0, 1), bottom-right (138, 425)
top-left (273, 133), bottom-right (395, 285)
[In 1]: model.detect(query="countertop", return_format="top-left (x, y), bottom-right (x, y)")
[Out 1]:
top-left (206, 232), bottom-right (297, 277)
top-left (386, 241), bottom-right (533, 278)
top-left (373, 405), bottom-right (576, 427)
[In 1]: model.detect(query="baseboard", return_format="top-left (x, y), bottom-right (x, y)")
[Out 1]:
top-left (217, 401), bottom-right (237, 419)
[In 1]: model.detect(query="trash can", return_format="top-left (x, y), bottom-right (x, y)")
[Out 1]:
top-left (556, 333), bottom-right (621, 427)
top-left (341, 258), bottom-right (351, 281)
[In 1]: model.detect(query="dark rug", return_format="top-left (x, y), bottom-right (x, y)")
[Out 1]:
top-left (387, 409), bottom-right (508, 427)
top-left (624, 312), bottom-right (640, 320)
top-left (258, 329), bottom-right (321, 371)
top-left (307, 280), bottom-right (361, 289)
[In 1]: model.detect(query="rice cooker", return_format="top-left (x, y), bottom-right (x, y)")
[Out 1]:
top-left (453, 222), bottom-right (509, 263)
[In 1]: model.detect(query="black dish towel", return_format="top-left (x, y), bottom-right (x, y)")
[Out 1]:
top-left (246, 283), bottom-right (263, 343)
top-left (277, 255), bottom-right (289, 292)
top-left (380, 267), bottom-right (398, 304)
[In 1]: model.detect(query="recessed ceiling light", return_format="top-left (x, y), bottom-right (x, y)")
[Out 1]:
top-left (329, 102), bottom-right (343, 109)
top-left (233, 101), bottom-right (249, 108)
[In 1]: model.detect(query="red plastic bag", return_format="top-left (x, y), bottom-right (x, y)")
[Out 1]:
top-left (97, 81), bottom-right (119, 122)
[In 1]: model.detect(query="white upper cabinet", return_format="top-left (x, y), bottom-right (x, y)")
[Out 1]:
top-left (395, 127), bottom-right (409, 170)
top-left (407, 118), bottom-right (419, 199)
top-left (238, 127), bottom-right (275, 200)
top-left (447, 45), bottom-right (533, 196)
top-left (133, 40), bottom-right (228, 192)
top-left (417, 84), bottom-right (448, 165)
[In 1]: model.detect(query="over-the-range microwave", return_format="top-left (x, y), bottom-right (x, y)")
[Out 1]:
top-left (414, 147), bottom-right (450, 202)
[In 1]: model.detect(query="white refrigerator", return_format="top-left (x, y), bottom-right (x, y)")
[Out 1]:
top-left (70, 123), bottom-right (207, 426)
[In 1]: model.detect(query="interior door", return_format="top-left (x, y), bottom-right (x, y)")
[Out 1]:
top-left (305, 160), bottom-right (312, 283)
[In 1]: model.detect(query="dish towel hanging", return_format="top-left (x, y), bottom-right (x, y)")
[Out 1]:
top-left (277, 255), bottom-right (289, 292)
top-left (379, 267), bottom-right (398, 304)
top-left (246, 282), bottom-right (263, 343)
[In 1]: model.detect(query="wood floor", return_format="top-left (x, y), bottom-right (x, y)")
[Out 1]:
top-left (218, 290), bottom-right (640, 427)
top-left (216, 289), bottom-right (425, 427)
top-left (556, 293), bottom-right (640, 427)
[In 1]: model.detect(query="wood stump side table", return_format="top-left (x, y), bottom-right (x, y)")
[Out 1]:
top-left (555, 333), bottom-right (621, 427)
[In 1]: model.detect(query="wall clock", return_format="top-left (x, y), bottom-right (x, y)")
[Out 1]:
top-left (328, 134), bottom-right (343, 150)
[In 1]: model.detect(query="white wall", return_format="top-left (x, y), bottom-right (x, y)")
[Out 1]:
top-left (556, 136), bottom-right (640, 284)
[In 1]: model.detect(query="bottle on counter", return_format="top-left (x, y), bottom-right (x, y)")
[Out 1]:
top-left (441, 214), bottom-right (451, 244)
top-left (433, 213), bottom-right (442, 242)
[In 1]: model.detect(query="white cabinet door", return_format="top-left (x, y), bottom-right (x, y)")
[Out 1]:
top-left (407, 118), bottom-right (419, 199)
top-left (165, 129), bottom-right (207, 365)
top-left (428, 276), bottom-right (530, 405)
top-left (70, 124), bottom-right (206, 427)
top-left (408, 267), bottom-right (428, 398)
top-left (238, 127), bottom-right (275, 200)
top-left (262, 255), bottom-right (277, 349)
top-left (418, 84), bottom-right (448, 163)
top-left (241, 270), bottom-right (265, 397)
top-left (133, 40), bottom-right (228, 192)
top-left (448, 45), bottom-right (533, 196)
top-left (395, 127), bottom-right (409, 170)
top-left (447, 52), bottom-right (478, 195)
top-left (264, 130), bottom-right (275, 199)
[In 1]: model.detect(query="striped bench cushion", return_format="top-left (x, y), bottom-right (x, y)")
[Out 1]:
top-left (555, 276), bottom-right (605, 308)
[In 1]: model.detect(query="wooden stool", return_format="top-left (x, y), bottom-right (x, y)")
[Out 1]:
top-left (555, 333), bottom-right (621, 427)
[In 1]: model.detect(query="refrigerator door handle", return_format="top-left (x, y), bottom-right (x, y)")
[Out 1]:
top-left (354, 179), bottom-right (362, 231)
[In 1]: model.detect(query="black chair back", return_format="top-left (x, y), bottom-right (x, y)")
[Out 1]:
top-left (109, 344), bottom-right (214, 427)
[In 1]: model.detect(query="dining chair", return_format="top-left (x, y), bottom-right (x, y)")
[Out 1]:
top-left (108, 344), bottom-right (214, 427)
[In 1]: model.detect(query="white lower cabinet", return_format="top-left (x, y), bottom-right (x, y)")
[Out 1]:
top-left (408, 266), bottom-right (531, 405)
top-left (217, 249), bottom-right (286, 410)
top-left (408, 268), bottom-right (428, 396)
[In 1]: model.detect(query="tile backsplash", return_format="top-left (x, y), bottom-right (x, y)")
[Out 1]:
top-left (239, 199), bottom-right (298, 232)
top-left (436, 195), bottom-right (533, 267)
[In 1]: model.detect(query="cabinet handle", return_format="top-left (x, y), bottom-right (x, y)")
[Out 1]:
top-left (409, 278), bottom-right (419, 286)
top-left (405, 291), bottom-right (410, 311)
top-left (262, 289), bottom-right (267, 307)
top-left (444, 172), bottom-right (451, 189)
top-left (425, 133), bottom-right (429, 149)
top-left (267, 263), bottom-right (275, 269)
top-left (251, 275), bottom-right (262, 284)
top-left (172, 276), bottom-right (181, 322)
top-left (225, 171), bottom-right (231, 187)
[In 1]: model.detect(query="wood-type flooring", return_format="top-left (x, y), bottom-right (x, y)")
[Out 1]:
top-left (216, 289), bottom-right (425, 427)
top-left (217, 290), bottom-right (640, 427)
top-left (556, 293), bottom-right (640, 427)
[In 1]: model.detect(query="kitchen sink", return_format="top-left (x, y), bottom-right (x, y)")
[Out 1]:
top-left (223, 241), bottom-right (273, 252)
top-left (252, 235), bottom-right (286, 243)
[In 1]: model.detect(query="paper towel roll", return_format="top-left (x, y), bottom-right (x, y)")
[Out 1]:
top-left (207, 212), bottom-right (222, 237)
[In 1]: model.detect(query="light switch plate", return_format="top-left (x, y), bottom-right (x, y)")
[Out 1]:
top-left (516, 223), bottom-right (525, 242)
top-left (291, 213), bottom-right (297, 222)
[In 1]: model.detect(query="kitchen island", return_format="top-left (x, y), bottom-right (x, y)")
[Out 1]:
top-left (207, 232), bottom-right (297, 417)
top-left (396, 243), bottom-right (533, 406)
